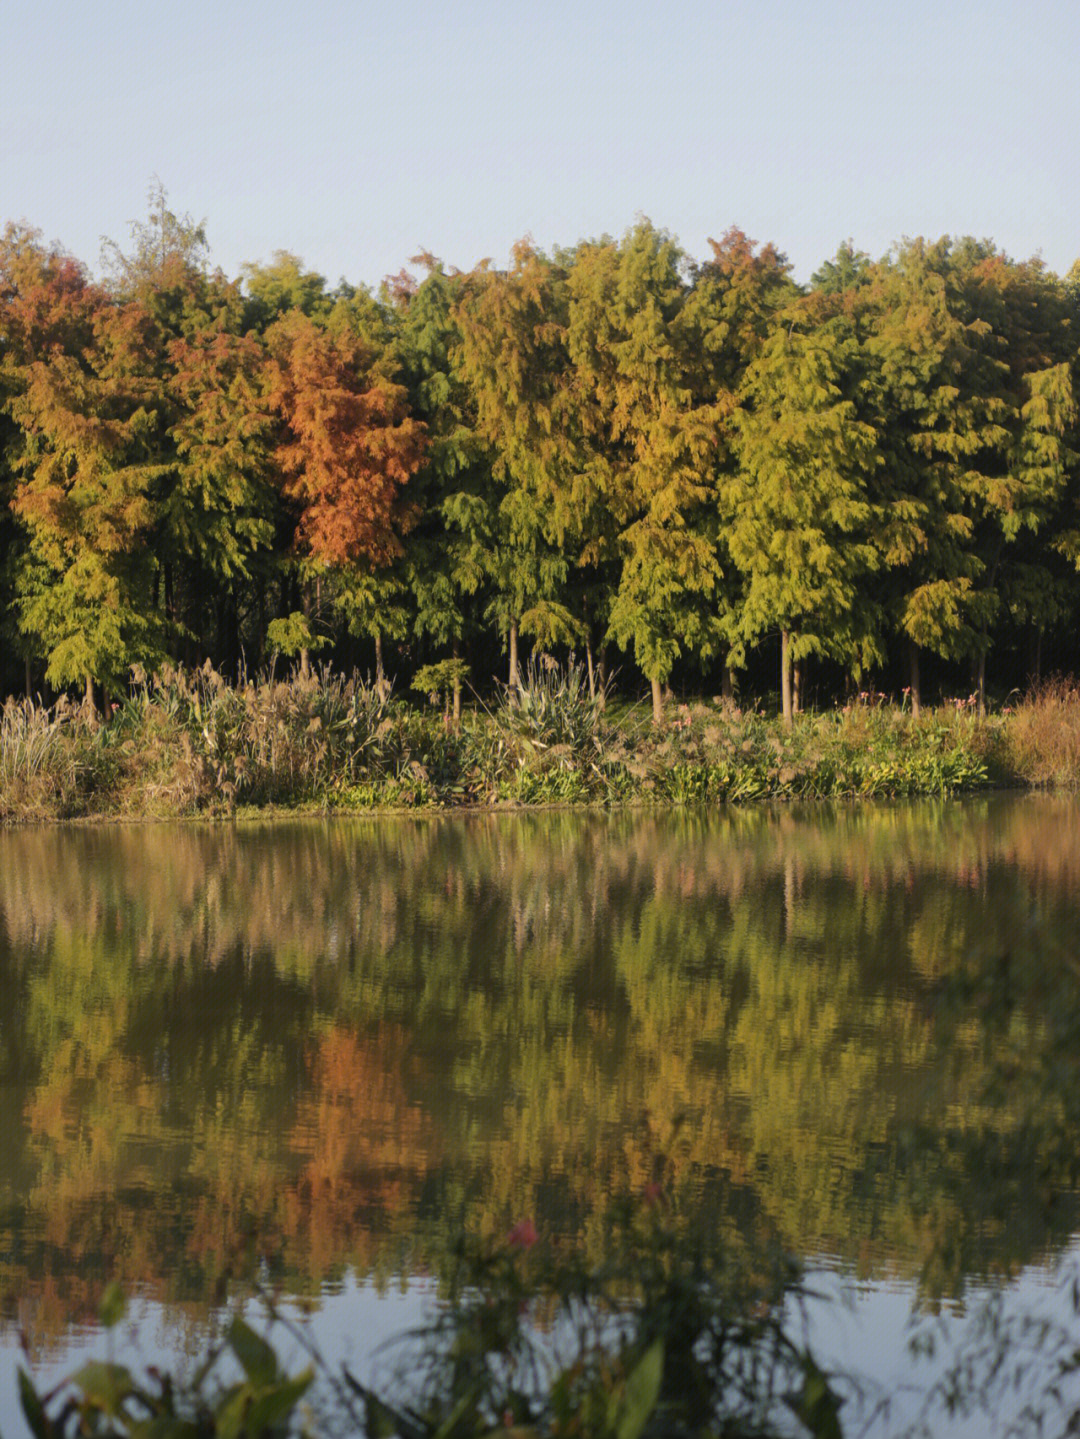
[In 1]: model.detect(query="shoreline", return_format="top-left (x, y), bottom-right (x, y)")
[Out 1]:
top-left (3, 669), bottom-right (1078, 826)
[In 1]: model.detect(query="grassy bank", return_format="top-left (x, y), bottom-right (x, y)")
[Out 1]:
top-left (2, 664), bottom-right (1078, 824)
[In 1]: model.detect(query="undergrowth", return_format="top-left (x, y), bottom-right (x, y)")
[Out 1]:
top-left (3, 662), bottom-right (1077, 824)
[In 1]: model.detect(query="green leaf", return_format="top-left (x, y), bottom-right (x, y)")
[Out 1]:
top-left (243, 1369), bottom-right (314, 1435)
top-left (606, 1339), bottom-right (663, 1439)
top-left (69, 1360), bottom-right (135, 1416)
top-left (18, 1367), bottom-right (53, 1439)
top-left (100, 1281), bottom-right (127, 1329)
top-left (213, 1384), bottom-right (250, 1439)
top-left (785, 1354), bottom-right (845, 1439)
top-left (226, 1317), bottom-right (278, 1386)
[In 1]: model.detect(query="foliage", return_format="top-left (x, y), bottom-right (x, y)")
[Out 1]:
top-left (4, 213), bottom-right (1080, 712)
top-left (17, 1306), bottom-right (312, 1439)
top-left (0, 693), bottom-right (112, 818)
top-left (493, 656), bottom-right (612, 756)
top-left (0, 664), bottom-right (1051, 823)
top-left (264, 310), bottom-right (424, 571)
top-left (412, 658), bottom-right (470, 714)
top-left (16, 1190), bottom-right (848, 1439)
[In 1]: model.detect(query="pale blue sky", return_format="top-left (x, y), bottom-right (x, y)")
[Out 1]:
top-left (3, 0), bottom-right (1078, 289)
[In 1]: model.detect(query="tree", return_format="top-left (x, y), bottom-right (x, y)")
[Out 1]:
top-left (567, 221), bottom-right (727, 722)
top-left (387, 257), bottom-right (491, 716)
top-left (453, 242), bottom-right (583, 691)
top-left (5, 266), bottom-right (168, 700)
top-left (166, 326), bottom-right (276, 667)
top-left (241, 251), bottom-right (334, 331)
top-left (101, 184), bottom-right (276, 669)
top-left (729, 301), bottom-right (881, 725)
top-left (264, 309), bottom-right (424, 673)
top-left (864, 239), bottom-right (1076, 712)
top-left (0, 225), bottom-right (94, 691)
top-left (685, 228), bottom-right (796, 696)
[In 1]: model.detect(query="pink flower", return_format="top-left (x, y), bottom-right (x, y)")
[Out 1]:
top-left (506, 1219), bottom-right (538, 1249)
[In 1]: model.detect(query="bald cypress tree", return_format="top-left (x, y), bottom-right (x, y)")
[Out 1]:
top-left (729, 300), bottom-right (881, 725)
top-left (453, 242), bottom-right (583, 690)
top-left (5, 257), bottom-right (168, 700)
top-left (567, 221), bottom-right (727, 722)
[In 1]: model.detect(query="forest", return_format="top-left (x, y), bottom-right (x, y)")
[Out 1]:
top-left (2, 190), bottom-right (1079, 725)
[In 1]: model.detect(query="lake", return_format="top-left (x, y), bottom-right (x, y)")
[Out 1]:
top-left (2, 797), bottom-right (1080, 1435)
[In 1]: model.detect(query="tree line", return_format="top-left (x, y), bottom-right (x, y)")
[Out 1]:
top-left (2, 189), bottom-right (1078, 722)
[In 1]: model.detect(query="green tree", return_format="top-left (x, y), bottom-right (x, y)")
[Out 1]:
top-left (7, 280), bottom-right (168, 700)
top-left (102, 185), bottom-right (276, 670)
top-left (388, 258), bottom-right (491, 715)
top-left (865, 239), bottom-right (1076, 711)
top-left (454, 242), bottom-right (582, 690)
top-left (685, 228), bottom-right (796, 697)
top-left (567, 222), bottom-right (726, 722)
top-left (240, 251), bottom-right (334, 330)
top-left (729, 300), bottom-right (881, 725)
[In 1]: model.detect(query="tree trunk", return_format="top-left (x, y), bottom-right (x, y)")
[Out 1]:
top-left (508, 618), bottom-right (520, 694)
top-left (374, 630), bottom-right (386, 693)
top-left (597, 645), bottom-right (608, 711)
top-left (975, 644), bottom-right (987, 718)
top-left (452, 640), bottom-right (462, 728)
top-left (650, 675), bottom-right (664, 726)
top-left (780, 631), bottom-right (793, 728)
top-left (84, 673), bottom-right (95, 714)
top-left (792, 661), bottom-right (802, 716)
top-left (300, 581), bottom-right (312, 679)
top-left (909, 638), bottom-right (922, 719)
top-left (721, 662), bottom-right (735, 704)
top-left (220, 588), bottom-right (239, 680)
top-left (585, 633), bottom-right (596, 700)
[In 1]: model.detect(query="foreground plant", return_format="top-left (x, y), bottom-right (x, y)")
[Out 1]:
top-left (15, 1190), bottom-right (849, 1439)
top-left (16, 1286), bottom-right (313, 1439)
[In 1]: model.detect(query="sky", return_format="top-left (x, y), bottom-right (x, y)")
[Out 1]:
top-left (3, 0), bottom-right (1079, 290)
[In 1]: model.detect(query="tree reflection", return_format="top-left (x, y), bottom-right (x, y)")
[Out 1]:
top-left (2, 798), bottom-right (1079, 1348)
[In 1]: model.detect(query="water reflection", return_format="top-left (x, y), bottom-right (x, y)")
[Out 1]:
top-left (1, 797), bottom-right (1079, 1354)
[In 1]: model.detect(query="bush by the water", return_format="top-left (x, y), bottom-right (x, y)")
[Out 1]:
top-left (6, 660), bottom-right (1079, 823)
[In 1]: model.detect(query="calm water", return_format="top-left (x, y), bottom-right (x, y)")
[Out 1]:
top-left (2, 797), bottom-right (1080, 1434)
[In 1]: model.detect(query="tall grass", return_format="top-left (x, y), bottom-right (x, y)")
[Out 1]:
top-left (998, 677), bottom-right (1080, 787)
top-left (3, 663), bottom-right (1079, 822)
top-left (0, 696), bottom-right (106, 820)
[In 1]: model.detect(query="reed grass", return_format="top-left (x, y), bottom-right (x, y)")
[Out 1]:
top-left (2, 663), bottom-right (1077, 823)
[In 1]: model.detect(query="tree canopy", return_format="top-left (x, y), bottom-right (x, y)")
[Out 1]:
top-left (3, 197), bottom-right (1080, 713)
